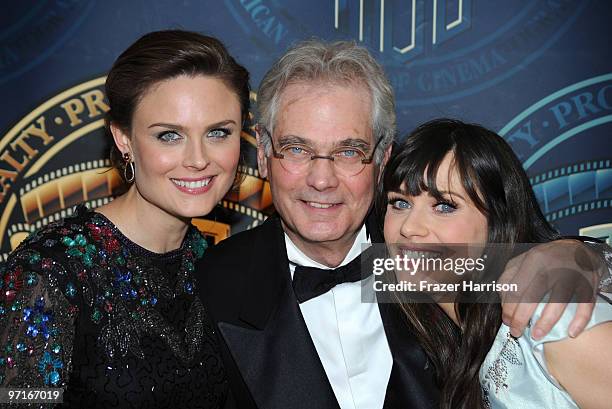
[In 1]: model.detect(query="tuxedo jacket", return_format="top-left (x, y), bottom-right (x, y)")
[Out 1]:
top-left (198, 215), bottom-right (439, 409)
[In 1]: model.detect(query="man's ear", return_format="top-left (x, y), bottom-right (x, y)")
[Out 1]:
top-left (377, 143), bottom-right (393, 183)
top-left (255, 125), bottom-right (269, 179)
top-left (110, 122), bottom-right (133, 158)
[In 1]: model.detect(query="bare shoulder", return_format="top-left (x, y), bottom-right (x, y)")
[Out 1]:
top-left (545, 321), bottom-right (612, 409)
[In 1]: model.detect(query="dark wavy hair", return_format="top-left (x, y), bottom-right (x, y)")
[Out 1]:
top-left (105, 29), bottom-right (250, 184)
top-left (377, 118), bottom-right (560, 409)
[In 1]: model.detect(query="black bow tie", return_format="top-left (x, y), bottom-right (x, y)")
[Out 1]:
top-left (292, 252), bottom-right (366, 303)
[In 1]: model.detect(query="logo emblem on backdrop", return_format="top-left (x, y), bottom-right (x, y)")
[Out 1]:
top-left (227, 0), bottom-right (587, 107)
top-left (500, 73), bottom-right (612, 235)
top-left (0, 78), bottom-right (273, 259)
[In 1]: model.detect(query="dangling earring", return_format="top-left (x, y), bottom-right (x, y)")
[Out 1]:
top-left (123, 152), bottom-right (135, 183)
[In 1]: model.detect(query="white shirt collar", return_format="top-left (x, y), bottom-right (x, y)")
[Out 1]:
top-left (285, 225), bottom-right (370, 277)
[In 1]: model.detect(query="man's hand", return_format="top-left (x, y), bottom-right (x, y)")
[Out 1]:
top-left (499, 240), bottom-right (607, 339)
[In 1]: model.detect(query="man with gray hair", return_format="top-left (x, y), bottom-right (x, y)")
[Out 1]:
top-left (201, 40), bottom-right (432, 409)
top-left (199, 39), bottom-right (604, 409)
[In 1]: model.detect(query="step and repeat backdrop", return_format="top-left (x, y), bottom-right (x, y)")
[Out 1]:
top-left (1, 0), bottom-right (611, 259)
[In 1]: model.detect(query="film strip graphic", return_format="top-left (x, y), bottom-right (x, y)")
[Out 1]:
top-left (18, 159), bottom-right (122, 224)
top-left (2, 160), bottom-right (122, 261)
top-left (223, 164), bottom-right (272, 230)
top-left (530, 159), bottom-right (612, 222)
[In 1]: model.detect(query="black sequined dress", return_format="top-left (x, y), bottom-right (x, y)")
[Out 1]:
top-left (0, 206), bottom-right (228, 408)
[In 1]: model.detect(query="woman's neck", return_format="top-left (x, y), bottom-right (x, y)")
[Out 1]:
top-left (438, 302), bottom-right (459, 326)
top-left (97, 187), bottom-right (190, 253)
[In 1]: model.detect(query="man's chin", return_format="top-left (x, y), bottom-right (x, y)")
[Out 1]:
top-left (293, 223), bottom-right (348, 244)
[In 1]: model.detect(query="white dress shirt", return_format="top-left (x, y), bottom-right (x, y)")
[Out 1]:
top-left (285, 226), bottom-right (393, 409)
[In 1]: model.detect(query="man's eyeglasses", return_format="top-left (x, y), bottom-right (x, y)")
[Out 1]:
top-left (260, 127), bottom-right (383, 177)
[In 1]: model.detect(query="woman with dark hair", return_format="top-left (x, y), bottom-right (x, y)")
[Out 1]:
top-left (380, 119), bottom-right (612, 408)
top-left (0, 30), bottom-right (249, 408)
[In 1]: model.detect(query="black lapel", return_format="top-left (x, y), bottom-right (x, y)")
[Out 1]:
top-left (218, 215), bottom-right (340, 409)
top-left (365, 208), bottom-right (384, 243)
top-left (379, 302), bottom-right (440, 409)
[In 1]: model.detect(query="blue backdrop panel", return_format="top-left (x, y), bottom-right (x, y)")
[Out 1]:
top-left (1, 0), bottom-right (611, 259)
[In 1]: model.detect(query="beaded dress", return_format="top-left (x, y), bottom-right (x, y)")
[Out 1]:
top-left (0, 206), bottom-right (228, 408)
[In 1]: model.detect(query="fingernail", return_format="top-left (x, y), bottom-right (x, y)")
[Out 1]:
top-left (568, 325), bottom-right (578, 338)
top-left (532, 328), bottom-right (544, 340)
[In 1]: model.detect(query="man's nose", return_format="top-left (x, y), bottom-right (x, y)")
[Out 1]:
top-left (305, 157), bottom-right (340, 191)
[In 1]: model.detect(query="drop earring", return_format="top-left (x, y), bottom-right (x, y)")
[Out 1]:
top-left (123, 152), bottom-right (135, 183)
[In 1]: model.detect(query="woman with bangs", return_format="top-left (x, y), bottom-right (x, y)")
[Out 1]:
top-left (379, 118), bottom-right (612, 409)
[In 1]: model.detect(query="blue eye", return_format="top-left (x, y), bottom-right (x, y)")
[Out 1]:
top-left (434, 201), bottom-right (457, 213)
top-left (208, 128), bottom-right (231, 139)
top-left (284, 145), bottom-right (311, 157)
top-left (335, 149), bottom-right (363, 159)
top-left (157, 131), bottom-right (182, 143)
top-left (389, 198), bottom-right (411, 210)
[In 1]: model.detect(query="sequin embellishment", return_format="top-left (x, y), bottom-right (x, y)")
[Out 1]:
top-left (484, 332), bottom-right (522, 395)
top-left (0, 205), bottom-right (220, 403)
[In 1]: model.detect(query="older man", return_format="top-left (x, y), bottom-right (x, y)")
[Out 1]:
top-left (199, 40), bottom-right (604, 409)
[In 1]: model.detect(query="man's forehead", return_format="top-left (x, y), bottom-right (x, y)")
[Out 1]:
top-left (278, 80), bottom-right (370, 109)
top-left (273, 81), bottom-right (373, 144)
